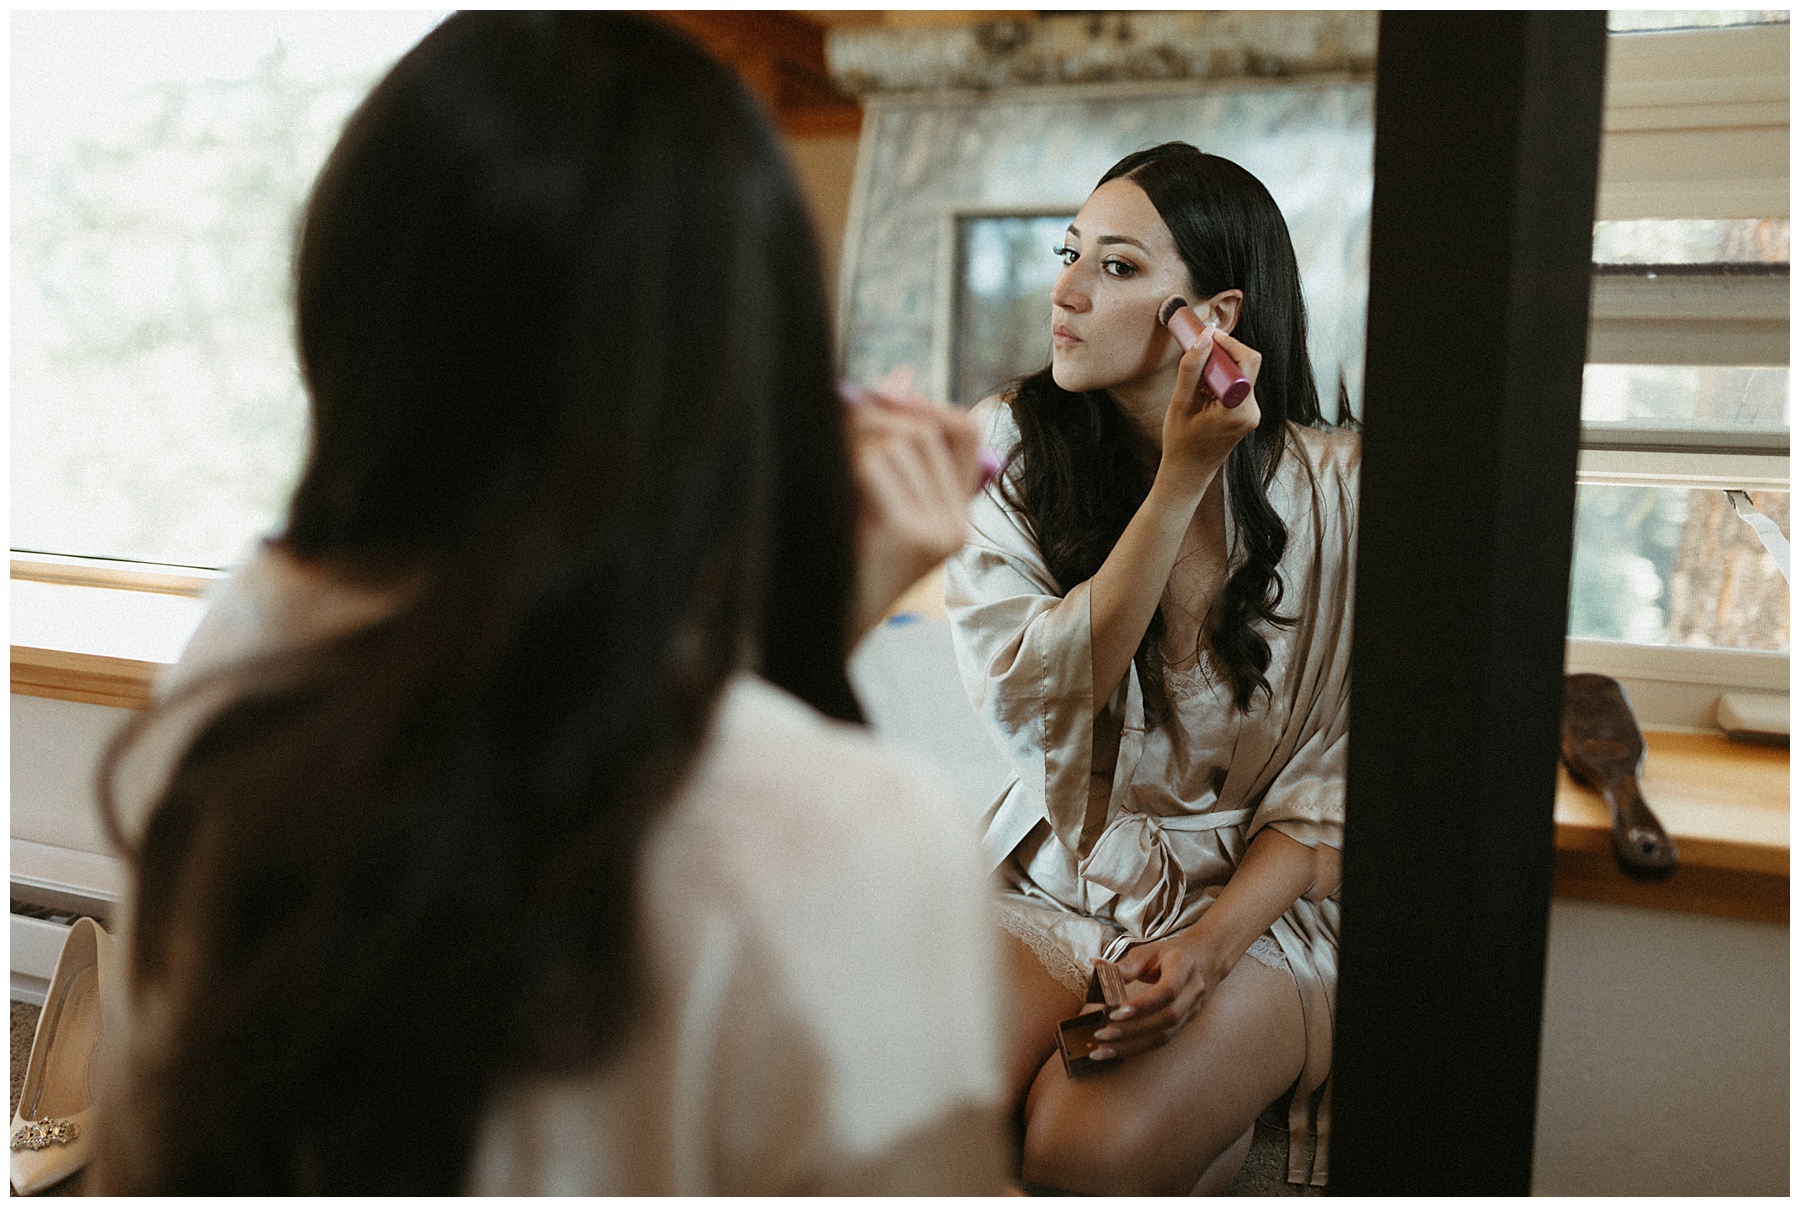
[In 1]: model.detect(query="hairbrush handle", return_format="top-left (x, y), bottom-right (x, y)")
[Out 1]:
top-left (1160, 300), bottom-right (1251, 408)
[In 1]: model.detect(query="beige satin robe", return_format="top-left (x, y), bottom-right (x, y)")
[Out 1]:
top-left (944, 400), bottom-right (1359, 1187)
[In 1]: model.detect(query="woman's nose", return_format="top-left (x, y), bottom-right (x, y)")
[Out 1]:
top-left (1050, 266), bottom-right (1088, 312)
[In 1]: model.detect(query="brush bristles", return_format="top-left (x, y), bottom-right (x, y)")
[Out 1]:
top-left (1158, 296), bottom-right (1189, 327)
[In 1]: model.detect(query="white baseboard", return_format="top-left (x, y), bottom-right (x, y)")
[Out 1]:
top-left (11, 839), bottom-right (126, 908)
top-left (10, 915), bottom-right (71, 1005)
top-left (13, 972), bottom-right (50, 1006)
top-left (11, 839), bottom-right (124, 1003)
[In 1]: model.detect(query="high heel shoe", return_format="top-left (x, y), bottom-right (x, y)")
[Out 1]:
top-left (10, 916), bottom-right (112, 1195)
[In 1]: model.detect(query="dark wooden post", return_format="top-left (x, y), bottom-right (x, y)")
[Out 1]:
top-left (1331, 12), bottom-right (1608, 1195)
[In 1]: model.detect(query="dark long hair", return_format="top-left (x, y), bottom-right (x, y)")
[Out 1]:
top-left (1003, 143), bottom-right (1323, 717)
top-left (96, 12), bottom-right (858, 1194)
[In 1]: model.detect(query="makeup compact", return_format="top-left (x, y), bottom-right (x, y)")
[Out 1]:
top-left (1158, 296), bottom-right (1252, 408)
top-left (1055, 959), bottom-right (1129, 1078)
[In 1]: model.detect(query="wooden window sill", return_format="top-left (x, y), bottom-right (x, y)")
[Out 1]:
top-left (1554, 729), bottom-right (1788, 923)
top-left (11, 645), bottom-right (160, 710)
top-left (11, 563), bottom-right (210, 709)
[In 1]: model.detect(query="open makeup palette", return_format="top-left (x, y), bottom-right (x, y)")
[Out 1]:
top-left (1056, 959), bottom-right (1128, 1079)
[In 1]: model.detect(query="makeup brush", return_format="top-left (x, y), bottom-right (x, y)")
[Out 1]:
top-left (839, 380), bottom-right (1006, 488)
top-left (1158, 296), bottom-right (1251, 409)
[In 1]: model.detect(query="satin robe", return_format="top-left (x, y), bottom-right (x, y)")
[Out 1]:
top-left (944, 399), bottom-right (1359, 1187)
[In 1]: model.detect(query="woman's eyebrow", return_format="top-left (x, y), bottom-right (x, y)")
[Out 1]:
top-left (1062, 226), bottom-right (1149, 253)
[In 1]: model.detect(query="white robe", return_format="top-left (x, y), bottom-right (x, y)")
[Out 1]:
top-left (107, 547), bottom-right (1011, 1194)
top-left (944, 400), bottom-right (1358, 1187)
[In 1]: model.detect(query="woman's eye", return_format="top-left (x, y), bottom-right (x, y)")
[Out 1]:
top-left (1054, 245), bottom-right (1078, 265)
top-left (1102, 258), bottom-right (1137, 278)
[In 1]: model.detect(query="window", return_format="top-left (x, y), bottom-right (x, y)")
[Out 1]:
top-left (1576, 221), bottom-right (1788, 659)
top-left (12, 11), bottom-right (448, 571)
top-left (952, 213), bottom-right (1074, 406)
top-left (1567, 18), bottom-right (1790, 722)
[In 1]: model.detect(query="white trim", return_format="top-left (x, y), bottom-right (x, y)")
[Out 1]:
top-left (833, 69), bottom-right (1372, 112)
top-left (1597, 25), bottom-right (1790, 220)
top-left (833, 94), bottom-right (884, 374)
top-left (1565, 638), bottom-right (1788, 732)
top-left (11, 840), bottom-right (126, 1003)
top-left (12, 838), bottom-right (128, 906)
top-left (932, 211), bottom-right (960, 403)
top-left (1576, 448), bottom-right (1789, 489)
top-left (1603, 25), bottom-right (1788, 119)
top-left (10, 916), bottom-right (71, 1006)
top-left (1587, 272), bottom-right (1788, 366)
top-left (1568, 639), bottom-right (1787, 690)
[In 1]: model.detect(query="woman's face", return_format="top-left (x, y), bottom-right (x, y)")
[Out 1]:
top-left (1049, 177), bottom-right (1198, 397)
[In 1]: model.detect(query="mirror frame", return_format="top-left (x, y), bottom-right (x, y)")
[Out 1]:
top-left (1331, 12), bottom-right (1609, 1194)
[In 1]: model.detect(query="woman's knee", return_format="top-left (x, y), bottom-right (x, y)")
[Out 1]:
top-left (1019, 1078), bottom-right (1215, 1196)
top-left (1017, 960), bottom-right (1308, 1194)
top-left (1018, 1092), bottom-right (1143, 1194)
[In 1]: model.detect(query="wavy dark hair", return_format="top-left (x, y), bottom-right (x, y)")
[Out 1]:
top-left (1002, 143), bottom-right (1324, 718)
top-left (95, 12), bottom-right (858, 1194)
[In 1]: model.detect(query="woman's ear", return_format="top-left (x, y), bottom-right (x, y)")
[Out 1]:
top-left (1201, 289), bottom-right (1245, 335)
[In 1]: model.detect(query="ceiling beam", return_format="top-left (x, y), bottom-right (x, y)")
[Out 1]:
top-left (655, 11), bottom-right (863, 138)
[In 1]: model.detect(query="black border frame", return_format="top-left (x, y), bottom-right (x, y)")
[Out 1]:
top-left (1330, 12), bottom-right (1609, 1194)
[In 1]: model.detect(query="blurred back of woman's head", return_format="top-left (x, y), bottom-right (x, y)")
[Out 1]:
top-left (289, 11), bottom-right (856, 715)
top-left (100, 12), bottom-right (857, 1194)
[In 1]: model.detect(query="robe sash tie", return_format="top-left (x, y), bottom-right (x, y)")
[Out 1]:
top-left (1077, 807), bottom-right (1254, 940)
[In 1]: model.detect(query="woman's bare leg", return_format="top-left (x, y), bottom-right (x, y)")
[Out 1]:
top-left (1190, 1124), bottom-right (1255, 1195)
top-left (1018, 953), bottom-right (1306, 1196)
top-left (1001, 931), bottom-right (1083, 1105)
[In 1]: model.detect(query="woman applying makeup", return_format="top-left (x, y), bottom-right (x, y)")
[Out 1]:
top-left (88, 13), bottom-right (1006, 1195)
top-left (945, 143), bottom-right (1358, 1193)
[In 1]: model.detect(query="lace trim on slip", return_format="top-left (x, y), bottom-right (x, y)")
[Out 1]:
top-left (1163, 651), bottom-right (1223, 704)
top-left (999, 900), bottom-right (1289, 989)
top-left (1246, 934), bottom-right (1289, 973)
top-left (995, 902), bottom-right (1090, 997)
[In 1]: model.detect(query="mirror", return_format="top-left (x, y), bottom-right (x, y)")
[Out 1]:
top-left (839, 39), bottom-right (1373, 1194)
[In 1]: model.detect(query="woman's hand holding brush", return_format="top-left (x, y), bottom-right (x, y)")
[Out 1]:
top-left (1158, 296), bottom-right (1251, 408)
top-left (841, 368), bottom-right (998, 637)
top-left (1154, 308), bottom-right (1262, 502)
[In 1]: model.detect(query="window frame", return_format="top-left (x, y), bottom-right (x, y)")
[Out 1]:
top-left (1565, 21), bottom-right (1790, 720)
top-left (11, 552), bottom-right (221, 598)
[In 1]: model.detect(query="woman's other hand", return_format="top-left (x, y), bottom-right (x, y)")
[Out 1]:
top-left (1156, 326), bottom-right (1262, 501)
top-left (1087, 828), bottom-right (1327, 1063)
top-left (1085, 936), bottom-right (1231, 1062)
top-left (847, 369), bottom-right (984, 637)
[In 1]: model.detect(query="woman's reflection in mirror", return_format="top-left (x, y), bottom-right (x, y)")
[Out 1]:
top-left (945, 141), bottom-right (1358, 1193)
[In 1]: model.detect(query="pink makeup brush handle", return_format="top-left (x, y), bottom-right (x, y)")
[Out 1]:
top-left (1164, 306), bottom-right (1251, 408)
top-left (976, 446), bottom-right (1006, 486)
top-left (839, 379), bottom-right (1005, 488)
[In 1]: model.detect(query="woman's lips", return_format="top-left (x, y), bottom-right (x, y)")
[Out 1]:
top-left (1052, 325), bottom-right (1081, 347)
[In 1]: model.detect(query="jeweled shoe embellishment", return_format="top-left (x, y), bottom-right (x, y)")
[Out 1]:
top-left (11, 1118), bottom-right (80, 1152)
